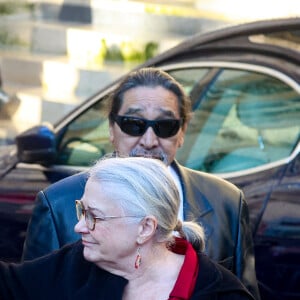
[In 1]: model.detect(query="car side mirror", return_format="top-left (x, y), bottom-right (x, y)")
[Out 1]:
top-left (15, 123), bottom-right (57, 164)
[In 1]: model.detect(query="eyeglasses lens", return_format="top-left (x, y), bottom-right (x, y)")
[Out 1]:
top-left (115, 115), bottom-right (181, 138)
top-left (75, 200), bottom-right (83, 221)
top-left (121, 117), bottom-right (146, 136)
top-left (75, 201), bottom-right (94, 230)
top-left (155, 119), bottom-right (180, 138)
top-left (85, 211), bottom-right (95, 230)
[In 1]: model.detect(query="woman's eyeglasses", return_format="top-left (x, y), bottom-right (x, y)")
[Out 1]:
top-left (75, 200), bottom-right (143, 231)
top-left (112, 115), bottom-right (182, 138)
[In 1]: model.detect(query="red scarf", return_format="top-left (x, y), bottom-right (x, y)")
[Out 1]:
top-left (168, 238), bottom-right (199, 300)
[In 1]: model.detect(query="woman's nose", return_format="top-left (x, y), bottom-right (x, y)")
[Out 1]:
top-left (74, 216), bottom-right (89, 234)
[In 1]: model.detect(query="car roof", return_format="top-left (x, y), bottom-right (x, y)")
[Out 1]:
top-left (143, 17), bottom-right (300, 67)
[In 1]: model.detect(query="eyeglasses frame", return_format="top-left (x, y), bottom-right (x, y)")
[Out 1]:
top-left (75, 200), bottom-right (144, 231)
top-left (112, 114), bottom-right (183, 138)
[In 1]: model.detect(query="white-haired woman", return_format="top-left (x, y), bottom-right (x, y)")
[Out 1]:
top-left (0, 157), bottom-right (254, 300)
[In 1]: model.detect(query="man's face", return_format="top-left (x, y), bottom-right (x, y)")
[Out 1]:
top-left (109, 86), bottom-right (187, 165)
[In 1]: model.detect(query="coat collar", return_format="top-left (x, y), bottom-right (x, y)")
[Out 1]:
top-left (171, 160), bottom-right (213, 218)
top-left (171, 160), bottom-right (214, 237)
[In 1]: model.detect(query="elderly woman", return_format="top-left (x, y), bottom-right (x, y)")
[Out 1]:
top-left (0, 157), bottom-right (254, 300)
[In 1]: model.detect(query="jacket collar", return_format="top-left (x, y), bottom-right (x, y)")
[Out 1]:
top-left (171, 160), bottom-right (214, 238)
top-left (171, 160), bottom-right (213, 219)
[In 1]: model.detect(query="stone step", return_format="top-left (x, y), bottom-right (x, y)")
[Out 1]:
top-left (0, 16), bottom-right (184, 92)
top-left (0, 51), bottom-right (139, 97)
top-left (30, 21), bottom-right (182, 57)
top-left (0, 52), bottom-right (130, 134)
top-left (34, 0), bottom-right (226, 36)
top-left (0, 11), bottom-right (33, 52)
top-left (0, 84), bottom-right (79, 139)
top-left (0, 0), bottom-right (228, 141)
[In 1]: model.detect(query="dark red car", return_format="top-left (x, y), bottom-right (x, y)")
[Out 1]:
top-left (0, 18), bottom-right (299, 300)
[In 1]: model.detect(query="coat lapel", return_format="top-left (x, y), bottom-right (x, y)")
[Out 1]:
top-left (171, 160), bottom-right (214, 237)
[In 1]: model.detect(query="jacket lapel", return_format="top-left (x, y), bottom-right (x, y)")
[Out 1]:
top-left (171, 160), bottom-right (214, 237)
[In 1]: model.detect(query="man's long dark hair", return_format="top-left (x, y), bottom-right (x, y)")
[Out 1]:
top-left (108, 68), bottom-right (192, 127)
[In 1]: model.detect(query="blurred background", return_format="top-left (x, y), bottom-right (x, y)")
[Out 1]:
top-left (0, 0), bottom-right (299, 143)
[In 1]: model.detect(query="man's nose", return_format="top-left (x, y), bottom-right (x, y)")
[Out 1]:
top-left (139, 127), bottom-right (159, 149)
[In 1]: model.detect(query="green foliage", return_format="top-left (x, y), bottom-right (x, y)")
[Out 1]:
top-left (145, 42), bottom-right (159, 60)
top-left (0, 29), bottom-right (24, 46)
top-left (104, 40), bottom-right (159, 63)
top-left (120, 41), bottom-right (144, 62)
top-left (105, 44), bottom-right (123, 61)
top-left (0, 2), bottom-right (16, 15)
top-left (0, 1), bottom-right (33, 15)
top-left (93, 38), bottom-right (107, 65)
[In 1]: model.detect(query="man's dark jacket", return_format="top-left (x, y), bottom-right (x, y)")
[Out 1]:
top-left (22, 161), bottom-right (260, 299)
top-left (3, 241), bottom-right (254, 300)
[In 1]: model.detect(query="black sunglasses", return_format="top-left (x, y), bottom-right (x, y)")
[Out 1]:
top-left (112, 115), bottom-right (182, 138)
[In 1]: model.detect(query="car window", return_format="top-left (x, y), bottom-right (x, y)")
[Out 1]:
top-left (55, 66), bottom-right (300, 172)
top-left (172, 68), bottom-right (300, 173)
top-left (56, 100), bottom-right (113, 166)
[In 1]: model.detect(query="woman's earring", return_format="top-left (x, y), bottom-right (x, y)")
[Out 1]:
top-left (134, 247), bottom-right (142, 269)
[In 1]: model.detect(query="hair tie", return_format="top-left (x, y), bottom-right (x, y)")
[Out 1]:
top-left (174, 220), bottom-right (186, 238)
top-left (174, 220), bottom-right (182, 231)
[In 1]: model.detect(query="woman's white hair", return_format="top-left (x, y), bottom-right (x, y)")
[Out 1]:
top-left (89, 156), bottom-right (205, 252)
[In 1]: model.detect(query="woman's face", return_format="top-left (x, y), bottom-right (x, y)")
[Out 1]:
top-left (74, 178), bottom-right (141, 270)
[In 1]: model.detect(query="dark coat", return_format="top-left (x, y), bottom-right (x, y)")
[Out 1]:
top-left (22, 161), bottom-right (260, 299)
top-left (2, 241), bottom-right (254, 300)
